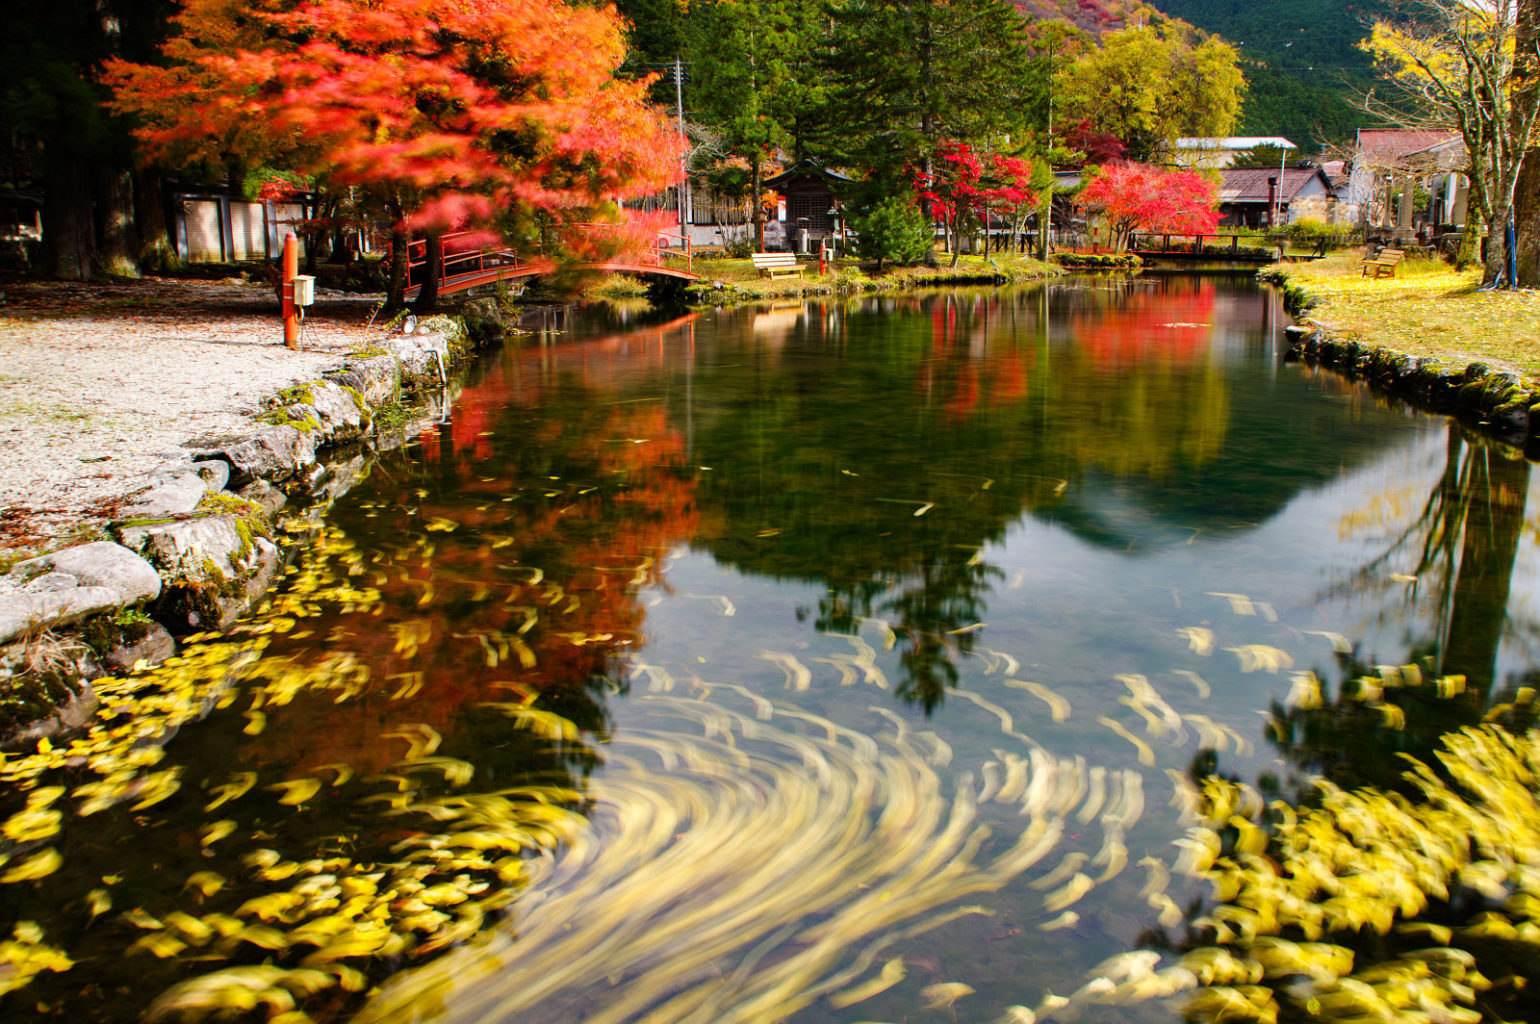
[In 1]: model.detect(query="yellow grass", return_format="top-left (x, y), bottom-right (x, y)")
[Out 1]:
top-left (649, 252), bottom-right (1062, 303)
top-left (1282, 252), bottom-right (1540, 377)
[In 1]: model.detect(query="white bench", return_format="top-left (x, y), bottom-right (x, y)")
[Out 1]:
top-left (751, 252), bottom-right (804, 279)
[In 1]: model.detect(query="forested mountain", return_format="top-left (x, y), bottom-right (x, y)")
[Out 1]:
top-left (1144, 0), bottom-right (1403, 148)
top-left (1013, 0), bottom-right (1169, 35)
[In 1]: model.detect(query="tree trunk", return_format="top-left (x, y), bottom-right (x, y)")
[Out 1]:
top-left (41, 144), bottom-right (99, 281)
top-left (1513, 0), bottom-right (1540, 285)
top-left (1517, 155), bottom-right (1540, 286)
top-left (751, 152), bottom-right (765, 252)
top-left (1456, 216), bottom-right (1483, 270)
top-left (133, 167), bottom-right (178, 274)
top-left (97, 163), bottom-right (139, 278)
top-left (386, 219), bottom-right (409, 312)
top-left (1037, 193), bottom-right (1051, 260)
top-left (412, 230), bottom-right (443, 314)
top-left (1483, 204), bottom-right (1511, 286)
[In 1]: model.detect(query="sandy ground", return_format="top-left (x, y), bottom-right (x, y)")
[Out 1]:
top-left (0, 276), bottom-right (389, 553)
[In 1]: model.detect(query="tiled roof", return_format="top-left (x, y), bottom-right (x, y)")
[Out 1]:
top-left (1354, 129), bottom-right (1461, 163)
top-left (1216, 167), bottom-right (1327, 203)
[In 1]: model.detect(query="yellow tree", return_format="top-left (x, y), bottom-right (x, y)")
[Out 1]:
top-left (1057, 24), bottom-right (1244, 163)
top-left (1364, 0), bottom-right (1540, 285)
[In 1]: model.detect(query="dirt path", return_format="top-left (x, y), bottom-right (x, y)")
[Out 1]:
top-left (0, 276), bottom-right (389, 553)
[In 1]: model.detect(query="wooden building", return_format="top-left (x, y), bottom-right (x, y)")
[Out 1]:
top-left (762, 159), bottom-right (854, 252)
top-left (172, 191), bottom-right (314, 263)
top-left (1216, 167), bottom-right (1337, 227)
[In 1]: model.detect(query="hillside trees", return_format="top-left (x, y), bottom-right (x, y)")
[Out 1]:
top-left (108, 0), bottom-right (683, 308)
top-left (1363, 0), bottom-right (1540, 286)
top-left (1148, 0), bottom-right (1403, 147)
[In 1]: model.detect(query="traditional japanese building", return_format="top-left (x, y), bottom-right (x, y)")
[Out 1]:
top-left (1216, 167), bottom-right (1338, 227)
top-left (762, 159), bottom-right (855, 252)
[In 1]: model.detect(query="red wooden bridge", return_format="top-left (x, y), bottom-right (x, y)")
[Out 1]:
top-left (402, 227), bottom-right (698, 299)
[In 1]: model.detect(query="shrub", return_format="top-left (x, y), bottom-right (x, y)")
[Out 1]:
top-left (851, 197), bottom-right (935, 269)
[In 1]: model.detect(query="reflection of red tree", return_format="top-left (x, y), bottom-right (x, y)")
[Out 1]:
top-left (1070, 281), bottom-right (1217, 369)
top-left (918, 295), bottom-right (1040, 422)
top-left (247, 389), bottom-right (698, 777)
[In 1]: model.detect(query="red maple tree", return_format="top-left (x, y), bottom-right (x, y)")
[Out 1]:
top-left (107, 0), bottom-right (683, 306)
top-left (914, 141), bottom-right (1036, 266)
top-left (1079, 162), bottom-right (1220, 250)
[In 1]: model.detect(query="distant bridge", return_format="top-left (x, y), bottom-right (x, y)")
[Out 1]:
top-left (402, 228), bottom-right (698, 300)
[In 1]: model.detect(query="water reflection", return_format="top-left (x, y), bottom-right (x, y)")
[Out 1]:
top-left (6, 282), bottom-right (1538, 1024)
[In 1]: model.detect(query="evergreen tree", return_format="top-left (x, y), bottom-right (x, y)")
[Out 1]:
top-left (684, 0), bottom-right (825, 248)
top-left (2, 0), bottom-right (175, 280)
top-left (821, 0), bottom-right (1037, 181)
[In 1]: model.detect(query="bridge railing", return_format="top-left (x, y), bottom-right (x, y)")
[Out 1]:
top-left (399, 223), bottom-right (694, 291)
top-left (404, 231), bottom-right (528, 292)
top-left (566, 222), bottom-right (693, 273)
top-left (1127, 233), bottom-right (1290, 259)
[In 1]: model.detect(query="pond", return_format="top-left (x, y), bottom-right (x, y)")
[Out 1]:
top-left (4, 275), bottom-right (1539, 1024)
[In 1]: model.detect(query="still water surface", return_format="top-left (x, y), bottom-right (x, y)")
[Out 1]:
top-left (5, 276), bottom-right (1537, 1023)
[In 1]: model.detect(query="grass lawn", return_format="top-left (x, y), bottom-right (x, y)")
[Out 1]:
top-left (579, 251), bottom-right (1062, 304)
top-left (1281, 252), bottom-right (1540, 377)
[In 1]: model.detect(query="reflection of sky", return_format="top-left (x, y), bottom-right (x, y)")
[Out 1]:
top-left (626, 420), bottom-right (1439, 749)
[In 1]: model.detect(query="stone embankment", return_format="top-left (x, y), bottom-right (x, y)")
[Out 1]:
top-left (1277, 282), bottom-right (1540, 454)
top-left (0, 302), bottom-right (509, 746)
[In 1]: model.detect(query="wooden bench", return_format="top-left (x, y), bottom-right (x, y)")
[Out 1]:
top-left (751, 252), bottom-right (804, 279)
top-left (1361, 247), bottom-right (1406, 278)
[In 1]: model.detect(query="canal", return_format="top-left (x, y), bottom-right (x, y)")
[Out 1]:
top-left (4, 275), bottom-right (1538, 1024)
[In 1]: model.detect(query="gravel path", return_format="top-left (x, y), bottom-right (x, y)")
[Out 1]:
top-left (0, 277), bottom-right (389, 552)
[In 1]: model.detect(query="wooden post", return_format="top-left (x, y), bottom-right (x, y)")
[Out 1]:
top-left (281, 232), bottom-right (298, 350)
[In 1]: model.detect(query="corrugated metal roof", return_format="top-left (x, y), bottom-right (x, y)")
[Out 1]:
top-left (1175, 136), bottom-right (1297, 150)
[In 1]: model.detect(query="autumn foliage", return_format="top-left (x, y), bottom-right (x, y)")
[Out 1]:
top-left (1079, 162), bottom-right (1220, 249)
top-left (107, 0), bottom-right (683, 236)
top-left (913, 140), bottom-right (1036, 262)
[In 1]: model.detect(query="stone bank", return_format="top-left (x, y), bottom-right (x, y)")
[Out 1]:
top-left (0, 301), bottom-right (511, 746)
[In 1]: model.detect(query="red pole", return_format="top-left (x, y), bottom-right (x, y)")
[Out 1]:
top-left (281, 233), bottom-right (299, 350)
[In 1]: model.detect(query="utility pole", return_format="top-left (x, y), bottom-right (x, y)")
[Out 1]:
top-left (674, 56), bottom-right (691, 237)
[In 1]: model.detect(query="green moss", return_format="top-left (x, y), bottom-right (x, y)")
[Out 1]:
top-left (195, 490), bottom-right (268, 523)
top-left (0, 633), bottom-right (93, 730)
top-left (78, 608), bottom-right (152, 657)
top-left (275, 383), bottom-right (317, 405)
top-left (257, 406), bottom-right (321, 433)
top-left (341, 384), bottom-right (369, 414)
top-left (195, 492), bottom-right (273, 564)
top-left (0, 672), bottom-right (75, 730)
top-left (372, 400), bottom-right (410, 432)
top-left (116, 515), bottom-right (180, 530)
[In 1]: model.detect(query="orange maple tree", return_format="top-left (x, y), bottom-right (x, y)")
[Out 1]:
top-left (107, 0), bottom-right (683, 304)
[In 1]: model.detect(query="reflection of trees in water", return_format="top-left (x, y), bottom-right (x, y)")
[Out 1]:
top-left (815, 555), bottom-right (1004, 712)
top-left (0, 362), bottom-right (710, 1021)
top-left (694, 288), bottom-right (1235, 709)
top-left (1158, 428), bottom-right (1540, 1024)
top-left (1321, 427), bottom-right (1532, 698)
